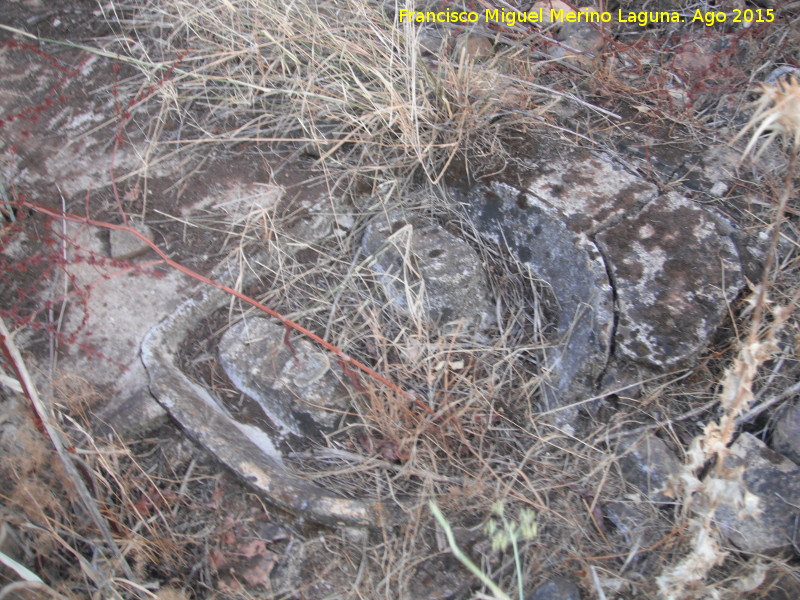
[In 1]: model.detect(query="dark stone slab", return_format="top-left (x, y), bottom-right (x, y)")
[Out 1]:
top-left (462, 181), bottom-right (614, 429)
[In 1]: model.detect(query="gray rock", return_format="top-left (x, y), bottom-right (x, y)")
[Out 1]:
top-left (713, 432), bottom-right (800, 552)
top-left (605, 500), bottom-right (665, 574)
top-left (526, 576), bottom-right (582, 600)
top-left (518, 146), bottom-right (658, 235)
top-left (219, 317), bottom-right (351, 438)
top-left (617, 434), bottom-right (681, 503)
top-left (549, 22), bottom-right (604, 62)
top-left (772, 401), bottom-right (800, 465)
top-left (142, 252), bottom-right (403, 528)
top-left (462, 181), bottom-right (614, 425)
top-left (109, 219), bottom-right (154, 259)
top-left (361, 209), bottom-right (492, 330)
top-left (597, 193), bottom-right (742, 369)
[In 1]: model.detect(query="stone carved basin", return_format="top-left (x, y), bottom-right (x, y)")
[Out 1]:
top-left (142, 139), bottom-right (745, 525)
top-left (141, 256), bottom-right (401, 528)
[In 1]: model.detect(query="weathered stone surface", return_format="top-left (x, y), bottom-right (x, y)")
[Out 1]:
top-left (549, 22), bottom-right (605, 62)
top-left (109, 219), bottom-right (154, 260)
top-left (142, 252), bottom-right (403, 528)
top-left (526, 576), bottom-right (582, 600)
top-left (362, 209), bottom-right (492, 329)
top-left (714, 433), bottom-right (800, 552)
top-left (617, 434), bottom-right (681, 503)
top-left (219, 317), bottom-right (351, 438)
top-left (520, 147), bottom-right (658, 235)
top-left (772, 401), bottom-right (800, 465)
top-left (463, 181), bottom-right (614, 423)
top-left (597, 193), bottom-right (742, 368)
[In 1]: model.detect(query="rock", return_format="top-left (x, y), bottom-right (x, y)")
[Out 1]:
top-left (605, 500), bottom-right (664, 574)
top-left (455, 33), bottom-right (493, 61)
top-left (218, 317), bottom-right (351, 438)
top-left (109, 218), bottom-right (154, 259)
top-left (462, 181), bottom-right (613, 424)
top-left (361, 209), bottom-right (493, 330)
top-left (617, 434), bottom-right (681, 503)
top-left (672, 38), bottom-right (716, 75)
top-left (526, 575), bottom-right (582, 600)
top-left (549, 23), bottom-right (604, 62)
top-left (713, 432), bottom-right (800, 552)
top-left (517, 148), bottom-right (658, 235)
top-left (93, 369), bottom-right (168, 438)
top-left (417, 28), bottom-right (444, 56)
top-left (597, 193), bottom-right (742, 369)
top-left (772, 401), bottom-right (800, 465)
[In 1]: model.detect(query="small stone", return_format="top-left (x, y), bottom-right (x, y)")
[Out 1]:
top-left (109, 219), bottom-right (154, 259)
top-left (361, 209), bottom-right (492, 330)
top-left (772, 401), bottom-right (800, 465)
top-left (549, 23), bottom-right (604, 61)
top-left (418, 28), bottom-right (444, 55)
top-left (526, 576), bottom-right (582, 600)
top-left (219, 317), bottom-right (351, 437)
top-left (714, 432), bottom-right (800, 552)
top-left (672, 39), bottom-right (716, 75)
top-left (617, 434), bottom-right (681, 503)
top-left (455, 33), bottom-right (493, 61)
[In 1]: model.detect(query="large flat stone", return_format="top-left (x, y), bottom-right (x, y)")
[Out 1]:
top-left (597, 193), bottom-right (742, 368)
top-left (519, 141), bottom-right (658, 234)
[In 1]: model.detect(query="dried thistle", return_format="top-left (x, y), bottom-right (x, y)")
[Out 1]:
top-left (734, 75), bottom-right (800, 161)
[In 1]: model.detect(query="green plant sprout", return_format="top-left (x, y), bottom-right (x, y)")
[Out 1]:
top-left (430, 500), bottom-right (538, 600)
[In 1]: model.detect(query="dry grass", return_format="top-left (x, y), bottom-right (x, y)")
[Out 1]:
top-left (2, 0), bottom-right (800, 599)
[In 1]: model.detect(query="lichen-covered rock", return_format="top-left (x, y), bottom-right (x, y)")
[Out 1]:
top-left (772, 401), bottom-right (800, 465)
top-left (361, 209), bottom-right (492, 330)
top-left (597, 193), bottom-right (742, 368)
top-left (219, 317), bottom-right (351, 437)
top-left (714, 432), bottom-right (800, 552)
top-left (617, 434), bottom-right (681, 503)
top-left (519, 146), bottom-right (658, 235)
